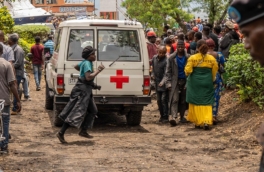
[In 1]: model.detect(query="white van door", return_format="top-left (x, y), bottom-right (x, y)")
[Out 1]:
top-left (63, 27), bottom-right (97, 95)
top-left (95, 28), bottom-right (144, 96)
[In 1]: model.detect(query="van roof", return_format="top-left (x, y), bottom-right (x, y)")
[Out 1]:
top-left (59, 19), bottom-right (143, 28)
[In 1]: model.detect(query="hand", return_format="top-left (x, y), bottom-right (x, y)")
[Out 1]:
top-left (16, 102), bottom-right (22, 112)
top-left (96, 85), bottom-right (101, 90)
top-left (168, 87), bottom-right (171, 91)
top-left (151, 76), bottom-right (155, 80)
top-left (41, 65), bottom-right (44, 70)
top-left (98, 63), bottom-right (105, 72)
top-left (158, 83), bottom-right (163, 87)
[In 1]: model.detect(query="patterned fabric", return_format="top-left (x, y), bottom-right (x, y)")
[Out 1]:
top-left (213, 52), bottom-right (225, 116)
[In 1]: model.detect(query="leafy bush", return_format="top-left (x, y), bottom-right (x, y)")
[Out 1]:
top-left (226, 43), bottom-right (264, 109)
top-left (18, 38), bottom-right (34, 60)
top-left (0, 7), bottom-right (15, 33)
top-left (13, 25), bottom-right (50, 44)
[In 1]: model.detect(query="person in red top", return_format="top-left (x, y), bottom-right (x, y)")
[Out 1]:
top-left (30, 36), bottom-right (44, 91)
top-left (146, 31), bottom-right (158, 66)
top-left (234, 24), bottom-right (243, 41)
top-left (170, 33), bottom-right (190, 54)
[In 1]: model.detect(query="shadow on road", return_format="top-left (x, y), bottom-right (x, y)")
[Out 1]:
top-left (46, 110), bottom-right (150, 134)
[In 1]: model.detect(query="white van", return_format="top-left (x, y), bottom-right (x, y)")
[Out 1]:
top-left (45, 19), bottom-right (151, 126)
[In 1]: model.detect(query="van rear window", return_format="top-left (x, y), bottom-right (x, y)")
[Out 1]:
top-left (67, 29), bottom-right (94, 60)
top-left (97, 30), bottom-right (141, 61)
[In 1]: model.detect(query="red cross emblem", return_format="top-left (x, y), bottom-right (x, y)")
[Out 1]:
top-left (110, 70), bottom-right (129, 89)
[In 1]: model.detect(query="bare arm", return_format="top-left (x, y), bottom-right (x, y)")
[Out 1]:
top-left (85, 70), bottom-right (101, 81)
top-left (74, 65), bottom-right (80, 71)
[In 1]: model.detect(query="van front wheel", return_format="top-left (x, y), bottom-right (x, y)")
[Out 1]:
top-left (126, 111), bottom-right (142, 126)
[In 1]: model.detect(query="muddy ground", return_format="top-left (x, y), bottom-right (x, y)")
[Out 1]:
top-left (0, 74), bottom-right (263, 172)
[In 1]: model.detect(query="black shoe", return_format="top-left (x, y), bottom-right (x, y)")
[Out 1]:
top-left (180, 117), bottom-right (188, 123)
top-left (79, 131), bottom-right (93, 139)
top-left (0, 145), bottom-right (8, 154)
top-left (204, 123), bottom-right (210, 130)
top-left (195, 125), bottom-right (202, 129)
top-left (169, 118), bottom-right (177, 126)
top-left (9, 134), bottom-right (11, 139)
top-left (36, 87), bottom-right (41, 91)
top-left (24, 96), bottom-right (32, 101)
top-left (56, 132), bottom-right (67, 143)
top-left (159, 118), bottom-right (163, 123)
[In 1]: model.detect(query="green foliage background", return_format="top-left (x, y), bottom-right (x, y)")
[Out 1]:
top-left (13, 25), bottom-right (50, 44)
top-left (0, 6), bottom-right (14, 33)
top-left (13, 25), bottom-right (50, 59)
top-left (226, 44), bottom-right (264, 109)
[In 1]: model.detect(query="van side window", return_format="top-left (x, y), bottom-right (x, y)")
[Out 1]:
top-left (97, 30), bottom-right (141, 61)
top-left (67, 29), bottom-right (94, 60)
top-left (54, 29), bottom-right (62, 52)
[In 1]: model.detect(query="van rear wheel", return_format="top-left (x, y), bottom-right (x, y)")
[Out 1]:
top-left (45, 82), bottom-right (53, 110)
top-left (54, 110), bottom-right (64, 127)
top-left (126, 111), bottom-right (142, 126)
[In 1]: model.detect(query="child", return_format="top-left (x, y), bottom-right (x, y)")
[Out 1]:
top-left (151, 46), bottom-right (169, 123)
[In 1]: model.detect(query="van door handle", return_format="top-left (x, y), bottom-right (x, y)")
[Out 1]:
top-left (71, 73), bottom-right (80, 78)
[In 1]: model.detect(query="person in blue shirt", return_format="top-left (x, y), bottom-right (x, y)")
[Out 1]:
top-left (56, 46), bottom-right (105, 143)
top-left (166, 40), bottom-right (190, 126)
top-left (44, 35), bottom-right (54, 57)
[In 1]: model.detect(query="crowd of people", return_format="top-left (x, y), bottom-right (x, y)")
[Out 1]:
top-left (146, 20), bottom-right (242, 129)
top-left (0, 31), bottom-right (55, 153)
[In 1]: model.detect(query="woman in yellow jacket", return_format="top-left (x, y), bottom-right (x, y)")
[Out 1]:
top-left (184, 40), bottom-right (218, 130)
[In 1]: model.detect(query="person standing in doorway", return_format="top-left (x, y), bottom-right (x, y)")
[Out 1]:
top-left (228, 0), bottom-right (264, 171)
top-left (8, 34), bottom-right (24, 115)
top-left (0, 43), bottom-right (21, 153)
top-left (151, 46), bottom-right (169, 123)
top-left (30, 36), bottom-right (44, 91)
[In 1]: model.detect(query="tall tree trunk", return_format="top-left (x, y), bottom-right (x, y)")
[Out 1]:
top-left (217, 0), bottom-right (232, 25)
top-left (209, 0), bottom-right (217, 25)
top-left (174, 13), bottom-right (187, 34)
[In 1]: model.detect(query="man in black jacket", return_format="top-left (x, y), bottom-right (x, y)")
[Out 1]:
top-left (205, 23), bottom-right (219, 51)
top-left (228, 0), bottom-right (264, 171)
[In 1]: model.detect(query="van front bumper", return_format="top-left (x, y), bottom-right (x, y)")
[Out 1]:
top-left (54, 95), bottom-right (151, 106)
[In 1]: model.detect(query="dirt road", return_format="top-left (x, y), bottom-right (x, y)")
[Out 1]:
top-left (0, 75), bottom-right (262, 172)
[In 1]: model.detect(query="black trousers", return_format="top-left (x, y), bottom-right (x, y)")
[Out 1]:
top-left (156, 90), bottom-right (169, 119)
top-left (178, 79), bottom-right (187, 118)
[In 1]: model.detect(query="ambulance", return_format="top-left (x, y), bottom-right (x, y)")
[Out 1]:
top-left (45, 19), bottom-right (151, 127)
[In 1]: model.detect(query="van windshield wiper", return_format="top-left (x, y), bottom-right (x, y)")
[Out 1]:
top-left (109, 55), bottom-right (138, 67)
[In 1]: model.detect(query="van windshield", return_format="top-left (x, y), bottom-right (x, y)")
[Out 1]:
top-left (67, 29), bottom-right (94, 60)
top-left (97, 30), bottom-right (141, 61)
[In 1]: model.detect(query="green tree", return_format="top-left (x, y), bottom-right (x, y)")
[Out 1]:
top-left (191, 0), bottom-right (232, 24)
top-left (122, 0), bottom-right (193, 33)
top-left (0, 6), bottom-right (14, 33)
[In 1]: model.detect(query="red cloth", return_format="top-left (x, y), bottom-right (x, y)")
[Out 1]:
top-left (30, 44), bottom-right (44, 65)
top-left (171, 42), bottom-right (190, 52)
top-left (146, 42), bottom-right (157, 65)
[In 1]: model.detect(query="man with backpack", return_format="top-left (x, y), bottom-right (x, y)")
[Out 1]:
top-left (219, 21), bottom-right (240, 59)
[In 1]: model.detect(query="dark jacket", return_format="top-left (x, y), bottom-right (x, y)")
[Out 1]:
top-left (209, 32), bottom-right (219, 51)
top-left (219, 31), bottom-right (239, 59)
top-left (166, 50), bottom-right (190, 113)
top-left (59, 79), bottom-right (97, 128)
top-left (151, 55), bottom-right (167, 92)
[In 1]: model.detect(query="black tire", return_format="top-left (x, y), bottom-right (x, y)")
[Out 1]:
top-left (53, 110), bottom-right (64, 127)
top-left (126, 111), bottom-right (142, 126)
top-left (45, 82), bottom-right (53, 110)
